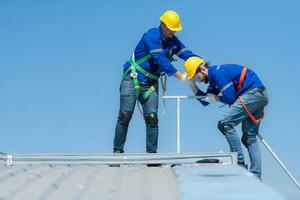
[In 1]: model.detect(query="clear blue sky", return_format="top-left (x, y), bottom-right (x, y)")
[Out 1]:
top-left (0, 0), bottom-right (299, 199)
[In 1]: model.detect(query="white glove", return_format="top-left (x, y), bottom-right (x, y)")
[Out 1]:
top-left (181, 72), bottom-right (196, 87)
top-left (202, 93), bottom-right (218, 103)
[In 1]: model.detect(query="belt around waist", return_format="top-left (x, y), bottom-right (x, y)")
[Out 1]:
top-left (254, 87), bottom-right (265, 93)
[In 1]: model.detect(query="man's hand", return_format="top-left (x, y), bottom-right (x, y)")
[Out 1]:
top-left (202, 93), bottom-right (218, 103)
top-left (181, 72), bottom-right (196, 86)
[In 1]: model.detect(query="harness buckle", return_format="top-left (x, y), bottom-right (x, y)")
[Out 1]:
top-left (134, 85), bottom-right (140, 90)
top-left (130, 72), bottom-right (138, 78)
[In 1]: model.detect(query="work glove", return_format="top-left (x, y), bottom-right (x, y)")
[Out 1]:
top-left (202, 93), bottom-right (218, 104)
top-left (181, 72), bottom-right (196, 87)
top-left (196, 90), bottom-right (209, 106)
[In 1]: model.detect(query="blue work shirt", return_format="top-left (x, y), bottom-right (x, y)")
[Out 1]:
top-left (197, 64), bottom-right (264, 105)
top-left (123, 27), bottom-right (197, 82)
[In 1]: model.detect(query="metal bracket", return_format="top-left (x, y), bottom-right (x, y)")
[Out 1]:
top-left (7, 154), bottom-right (13, 166)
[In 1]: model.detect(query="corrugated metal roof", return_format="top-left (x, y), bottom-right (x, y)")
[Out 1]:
top-left (0, 165), bottom-right (180, 200)
top-left (0, 153), bottom-right (287, 200)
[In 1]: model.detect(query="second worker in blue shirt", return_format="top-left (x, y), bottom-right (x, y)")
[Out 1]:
top-left (183, 57), bottom-right (269, 179)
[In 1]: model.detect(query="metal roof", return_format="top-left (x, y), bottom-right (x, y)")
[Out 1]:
top-left (174, 164), bottom-right (286, 200)
top-left (0, 153), bottom-right (286, 200)
top-left (0, 164), bottom-right (181, 200)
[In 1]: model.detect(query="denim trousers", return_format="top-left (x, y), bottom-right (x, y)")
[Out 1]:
top-left (220, 88), bottom-right (268, 179)
top-left (113, 73), bottom-right (159, 153)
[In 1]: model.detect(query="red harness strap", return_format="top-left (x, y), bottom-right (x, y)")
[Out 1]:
top-left (236, 66), bottom-right (248, 92)
top-left (239, 96), bottom-right (265, 124)
top-left (237, 66), bottom-right (264, 125)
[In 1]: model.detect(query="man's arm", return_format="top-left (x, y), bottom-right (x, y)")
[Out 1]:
top-left (214, 72), bottom-right (236, 104)
top-left (174, 37), bottom-right (198, 61)
top-left (144, 31), bottom-right (178, 77)
top-left (173, 71), bottom-right (186, 80)
top-left (186, 83), bottom-right (210, 106)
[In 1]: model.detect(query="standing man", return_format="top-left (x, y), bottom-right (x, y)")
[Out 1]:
top-left (113, 10), bottom-right (198, 153)
top-left (184, 57), bottom-right (269, 179)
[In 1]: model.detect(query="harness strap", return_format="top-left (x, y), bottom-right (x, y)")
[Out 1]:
top-left (122, 54), bottom-right (154, 80)
top-left (129, 61), bottom-right (159, 81)
top-left (142, 82), bottom-right (158, 101)
top-left (131, 66), bottom-right (140, 98)
top-left (236, 66), bottom-right (247, 93)
top-left (239, 96), bottom-right (265, 124)
top-left (134, 54), bottom-right (152, 65)
top-left (122, 54), bottom-right (159, 100)
top-left (237, 66), bottom-right (265, 125)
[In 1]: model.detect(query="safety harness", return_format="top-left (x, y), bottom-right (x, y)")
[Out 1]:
top-left (237, 66), bottom-right (265, 124)
top-left (122, 54), bottom-right (159, 102)
top-left (122, 53), bottom-right (168, 120)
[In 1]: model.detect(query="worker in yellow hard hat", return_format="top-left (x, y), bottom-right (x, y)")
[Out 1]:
top-left (184, 56), bottom-right (206, 80)
top-left (184, 57), bottom-right (269, 179)
top-left (113, 10), bottom-right (202, 154)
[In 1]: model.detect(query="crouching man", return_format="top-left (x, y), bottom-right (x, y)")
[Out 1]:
top-left (184, 57), bottom-right (269, 179)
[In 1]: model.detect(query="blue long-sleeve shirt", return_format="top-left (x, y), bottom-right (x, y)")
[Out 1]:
top-left (197, 64), bottom-right (264, 105)
top-left (123, 27), bottom-right (197, 82)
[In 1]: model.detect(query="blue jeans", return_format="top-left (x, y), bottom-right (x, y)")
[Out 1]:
top-left (219, 88), bottom-right (268, 179)
top-left (113, 73), bottom-right (159, 153)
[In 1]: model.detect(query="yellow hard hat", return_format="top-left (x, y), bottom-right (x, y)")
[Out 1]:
top-left (184, 57), bottom-right (205, 79)
top-left (160, 10), bottom-right (182, 31)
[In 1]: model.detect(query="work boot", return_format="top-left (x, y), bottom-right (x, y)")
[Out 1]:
top-left (238, 161), bottom-right (248, 169)
top-left (113, 149), bottom-right (124, 153)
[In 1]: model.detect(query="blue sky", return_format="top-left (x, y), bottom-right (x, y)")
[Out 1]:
top-left (0, 0), bottom-right (299, 199)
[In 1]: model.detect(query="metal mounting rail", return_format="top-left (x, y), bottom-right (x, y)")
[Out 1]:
top-left (258, 134), bottom-right (300, 190)
top-left (162, 95), bottom-right (206, 153)
top-left (0, 153), bottom-right (237, 166)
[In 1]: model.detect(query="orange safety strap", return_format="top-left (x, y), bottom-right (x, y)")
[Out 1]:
top-left (236, 66), bottom-right (248, 93)
top-left (239, 96), bottom-right (265, 125)
top-left (236, 66), bottom-right (265, 125)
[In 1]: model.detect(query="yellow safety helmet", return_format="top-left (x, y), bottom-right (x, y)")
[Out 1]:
top-left (160, 10), bottom-right (182, 32)
top-left (184, 57), bottom-right (205, 79)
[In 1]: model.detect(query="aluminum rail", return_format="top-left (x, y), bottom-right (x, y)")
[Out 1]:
top-left (258, 133), bottom-right (300, 190)
top-left (162, 96), bottom-right (206, 153)
top-left (0, 152), bottom-right (237, 166)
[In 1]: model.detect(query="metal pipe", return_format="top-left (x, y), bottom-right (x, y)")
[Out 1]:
top-left (163, 95), bottom-right (206, 154)
top-left (0, 153), bottom-right (236, 165)
top-left (163, 95), bottom-right (206, 99)
top-left (258, 133), bottom-right (300, 190)
top-left (176, 98), bottom-right (181, 153)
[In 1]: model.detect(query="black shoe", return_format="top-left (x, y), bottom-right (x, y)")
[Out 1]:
top-left (196, 159), bottom-right (220, 164)
top-left (147, 163), bottom-right (162, 167)
top-left (238, 161), bottom-right (248, 169)
top-left (109, 164), bottom-right (120, 167)
top-left (113, 149), bottom-right (124, 153)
